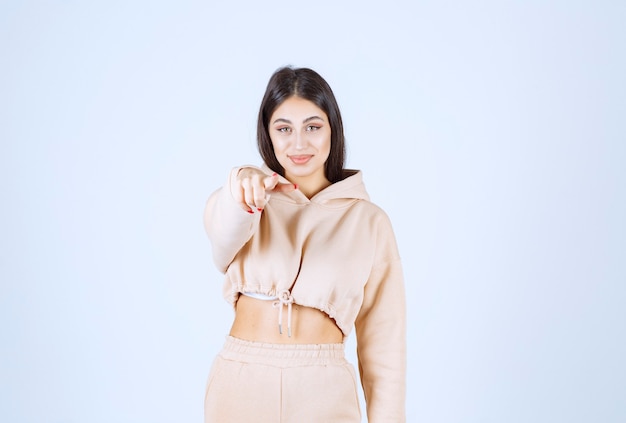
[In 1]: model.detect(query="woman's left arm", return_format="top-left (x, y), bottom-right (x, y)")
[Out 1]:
top-left (354, 215), bottom-right (406, 423)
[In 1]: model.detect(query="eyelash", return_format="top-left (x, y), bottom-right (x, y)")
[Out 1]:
top-left (276, 125), bottom-right (321, 133)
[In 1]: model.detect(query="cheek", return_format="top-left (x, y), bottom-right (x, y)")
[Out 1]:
top-left (270, 137), bottom-right (285, 155)
top-left (318, 132), bottom-right (332, 155)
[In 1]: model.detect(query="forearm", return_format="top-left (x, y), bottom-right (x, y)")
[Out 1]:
top-left (204, 167), bottom-right (262, 272)
top-left (356, 259), bottom-right (407, 422)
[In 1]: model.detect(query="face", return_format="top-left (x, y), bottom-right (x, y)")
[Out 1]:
top-left (269, 96), bottom-right (331, 185)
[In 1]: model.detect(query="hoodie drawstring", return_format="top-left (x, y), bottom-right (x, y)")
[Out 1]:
top-left (273, 289), bottom-right (294, 337)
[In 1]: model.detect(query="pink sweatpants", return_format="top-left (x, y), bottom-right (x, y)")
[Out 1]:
top-left (204, 336), bottom-right (362, 423)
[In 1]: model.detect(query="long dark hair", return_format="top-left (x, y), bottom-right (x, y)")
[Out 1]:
top-left (257, 66), bottom-right (346, 183)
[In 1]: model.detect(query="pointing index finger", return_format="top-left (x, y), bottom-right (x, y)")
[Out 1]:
top-left (263, 173), bottom-right (280, 190)
top-left (264, 173), bottom-right (297, 193)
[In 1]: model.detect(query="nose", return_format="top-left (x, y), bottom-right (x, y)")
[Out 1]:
top-left (294, 130), bottom-right (307, 150)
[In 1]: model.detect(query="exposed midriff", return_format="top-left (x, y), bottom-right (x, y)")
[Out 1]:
top-left (229, 294), bottom-right (343, 344)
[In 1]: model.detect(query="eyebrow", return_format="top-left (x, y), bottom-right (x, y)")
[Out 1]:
top-left (272, 116), bottom-right (325, 125)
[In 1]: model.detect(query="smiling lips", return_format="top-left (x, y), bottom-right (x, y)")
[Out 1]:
top-left (289, 155), bottom-right (313, 165)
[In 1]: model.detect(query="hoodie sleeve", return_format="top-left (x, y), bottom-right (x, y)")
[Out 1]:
top-left (203, 166), bottom-right (265, 273)
top-left (354, 214), bottom-right (407, 422)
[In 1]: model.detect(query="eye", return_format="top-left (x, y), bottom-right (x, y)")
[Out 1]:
top-left (306, 125), bottom-right (321, 132)
top-left (276, 127), bottom-right (291, 133)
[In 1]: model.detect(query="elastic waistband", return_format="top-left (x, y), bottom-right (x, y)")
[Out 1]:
top-left (219, 336), bottom-right (346, 367)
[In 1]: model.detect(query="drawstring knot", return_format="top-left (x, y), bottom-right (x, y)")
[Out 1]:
top-left (272, 289), bottom-right (294, 337)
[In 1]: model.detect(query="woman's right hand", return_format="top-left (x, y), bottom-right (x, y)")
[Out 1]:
top-left (231, 168), bottom-right (297, 214)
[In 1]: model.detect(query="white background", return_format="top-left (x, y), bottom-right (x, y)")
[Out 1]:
top-left (1, 1), bottom-right (624, 422)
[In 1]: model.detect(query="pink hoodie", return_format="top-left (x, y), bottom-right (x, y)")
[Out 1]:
top-left (204, 165), bottom-right (406, 422)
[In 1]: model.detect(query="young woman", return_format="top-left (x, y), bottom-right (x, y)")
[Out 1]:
top-left (203, 66), bottom-right (406, 422)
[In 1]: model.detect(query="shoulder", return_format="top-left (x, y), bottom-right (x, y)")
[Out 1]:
top-left (359, 200), bottom-right (396, 233)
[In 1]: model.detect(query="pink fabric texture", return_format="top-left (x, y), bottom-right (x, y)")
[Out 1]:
top-left (204, 336), bottom-right (361, 423)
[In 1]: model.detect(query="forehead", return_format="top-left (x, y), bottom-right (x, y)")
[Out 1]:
top-left (271, 96), bottom-right (327, 121)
